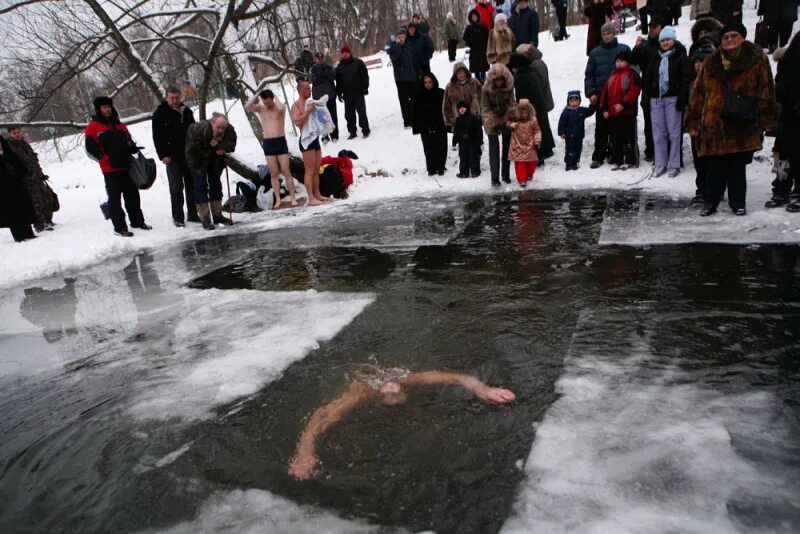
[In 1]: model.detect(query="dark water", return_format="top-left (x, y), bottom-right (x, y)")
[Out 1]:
top-left (0, 191), bottom-right (798, 533)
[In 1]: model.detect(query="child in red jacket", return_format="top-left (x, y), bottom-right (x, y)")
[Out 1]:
top-left (599, 51), bottom-right (641, 169)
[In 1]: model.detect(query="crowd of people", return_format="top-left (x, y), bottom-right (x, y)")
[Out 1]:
top-left (2, 2), bottom-right (799, 243)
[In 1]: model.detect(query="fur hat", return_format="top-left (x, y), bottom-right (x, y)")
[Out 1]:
top-left (93, 96), bottom-right (113, 108)
top-left (495, 13), bottom-right (507, 24)
top-left (615, 50), bottom-right (632, 64)
top-left (340, 44), bottom-right (352, 55)
top-left (567, 89), bottom-right (582, 102)
top-left (691, 42), bottom-right (716, 63)
top-left (720, 22), bottom-right (747, 39)
top-left (601, 21), bottom-right (617, 35)
top-left (659, 26), bottom-right (677, 41)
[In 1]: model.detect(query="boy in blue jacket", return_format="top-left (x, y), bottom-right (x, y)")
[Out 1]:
top-left (557, 90), bottom-right (595, 170)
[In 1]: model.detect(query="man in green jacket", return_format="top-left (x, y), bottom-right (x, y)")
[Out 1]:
top-left (443, 12), bottom-right (461, 62)
top-left (185, 113), bottom-right (237, 229)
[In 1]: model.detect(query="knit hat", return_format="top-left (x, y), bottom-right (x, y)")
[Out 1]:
top-left (601, 21), bottom-right (617, 35)
top-left (659, 26), bottom-right (677, 41)
top-left (340, 44), bottom-right (352, 55)
top-left (720, 22), bottom-right (747, 39)
top-left (495, 13), bottom-right (507, 24)
top-left (567, 90), bottom-right (582, 102)
top-left (615, 50), bottom-right (632, 64)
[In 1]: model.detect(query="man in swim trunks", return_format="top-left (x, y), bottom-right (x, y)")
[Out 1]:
top-left (288, 370), bottom-right (516, 480)
top-left (290, 80), bottom-right (328, 206)
top-left (245, 89), bottom-right (297, 209)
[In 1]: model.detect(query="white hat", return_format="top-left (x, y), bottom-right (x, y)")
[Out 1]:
top-left (495, 13), bottom-right (507, 24)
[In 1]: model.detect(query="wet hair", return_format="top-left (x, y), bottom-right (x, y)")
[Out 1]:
top-left (7, 126), bottom-right (20, 132)
top-left (259, 89), bottom-right (275, 100)
top-left (166, 86), bottom-right (180, 95)
top-left (297, 79), bottom-right (310, 89)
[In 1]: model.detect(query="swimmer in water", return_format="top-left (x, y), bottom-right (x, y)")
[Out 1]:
top-left (288, 370), bottom-right (516, 480)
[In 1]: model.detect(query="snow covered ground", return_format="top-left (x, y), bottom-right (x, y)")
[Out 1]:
top-left (2, 3), bottom-right (798, 290)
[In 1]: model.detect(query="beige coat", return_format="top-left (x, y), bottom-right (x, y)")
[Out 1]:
top-left (487, 26), bottom-right (516, 66)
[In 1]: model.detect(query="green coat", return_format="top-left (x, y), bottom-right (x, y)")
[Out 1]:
top-left (185, 120), bottom-right (237, 174)
top-left (443, 19), bottom-right (460, 41)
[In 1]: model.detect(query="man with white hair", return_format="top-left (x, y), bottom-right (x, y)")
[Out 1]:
top-left (443, 12), bottom-right (461, 62)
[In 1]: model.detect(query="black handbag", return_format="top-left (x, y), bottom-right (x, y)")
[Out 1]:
top-left (721, 89), bottom-right (757, 123)
top-left (42, 180), bottom-right (59, 212)
top-left (129, 151), bottom-right (157, 190)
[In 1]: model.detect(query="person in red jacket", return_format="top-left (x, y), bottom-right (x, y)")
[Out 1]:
top-left (599, 51), bottom-right (641, 169)
top-left (475, 0), bottom-right (495, 31)
top-left (85, 96), bottom-right (151, 236)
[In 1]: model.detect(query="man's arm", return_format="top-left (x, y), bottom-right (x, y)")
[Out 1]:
top-left (397, 371), bottom-right (516, 403)
top-left (288, 382), bottom-right (372, 480)
top-left (244, 93), bottom-right (263, 113)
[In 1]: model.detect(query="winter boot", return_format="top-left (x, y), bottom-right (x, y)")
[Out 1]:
top-left (197, 203), bottom-right (215, 230)
top-left (764, 195), bottom-right (789, 208)
top-left (211, 200), bottom-right (233, 226)
top-left (785, 201), bottom-right (800, 213)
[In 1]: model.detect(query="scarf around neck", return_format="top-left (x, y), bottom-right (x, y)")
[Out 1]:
top-left (658, 48), bottom-right (674, 97)
top-left (721, 47), bottom-right (741, 71)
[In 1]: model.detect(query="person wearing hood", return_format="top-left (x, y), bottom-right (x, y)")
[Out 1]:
top-left (443, 62), bottom-right (483, 131)
top-left (387, 29), bottom-right (416, 128)
top-left (558, 90), bottom-right (596, 170)
top-left (643, 26), bottom-right (692, 177)
top-left (599, 51), bottom-right (642, 170)
top-left (766, 34), bottom-right (800, 212)
top-left (474, 0), bottom-right (495, 31)
top-left (443, 12), bottom-right (461, 62)
top-left (5, 126), bottom-right (55, 232)
top-left (507, 52), bottom-right (556, 161)
top-left (758, 0), bottom-right (799, 54)
top-left (632, 17), bottom-right (667, 162)
top-left (688, 16), bottom-right (722, 58)
top-left (516, 43), bottom-right (554, 113)
top-left (487, 13), bottom-right (516, 66)
top-left (508, 0), bottom-right (540, 47)
top-left (505, 99), bottom-right (542, 187)
top-left (311, 51), bottom-right (339, 140)
top-left (152, 86), bottom-right (197, 227)
top-left (335, 44), bottom-right (370, 139)
top-left (464, 8), bottom-right (491, 82)
top-left (452, 99), bottom-right (484, 178)
top-left (481, 64), bottom-right (516, 184)
top-left (585, 22), bottom-right (631, 167)
top-left (412, 73), bottom-right (448, 176)
top-left (584, 0), bottom-right (614, 56)
top-left (411, 13), bottom-right (430, 34)
top-left (406, 22), bottom-right (434, 78)
top-left (0, 134), bottom-right (36, 242)
top-left (85, 96), bottom-right (150, 237)
top-left (684, 23), bottom-right (778, 216)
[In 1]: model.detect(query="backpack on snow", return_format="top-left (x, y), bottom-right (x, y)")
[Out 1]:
top-left (319, 164), bottom-right (347, 199)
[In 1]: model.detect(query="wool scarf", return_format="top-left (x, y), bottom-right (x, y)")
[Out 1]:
top-left (720, 47), bottom-right (742, 71)
top-left (658, 48), bottom-right (674, 97)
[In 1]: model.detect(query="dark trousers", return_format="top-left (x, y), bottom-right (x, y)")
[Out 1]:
top-left (592, 111), bottom-right (611, 163)
top-left (9, 223), bottom-right (34, 242)
top-left (706, 152), bottom-right (752, 210)
top-left (639, 7), bottom-right (648, 34)
top-left (344, 93), bottom-right (370, 134)
top-left (396, 81), bottom-right (414, 127)
top-left (641, 100), bottom-right (654, 159)
top-left (326, 97), bottom-right (339, 139)
top-left (556, 8), bottom-right (568, 40)
top-left (475, 71), bottom-right (487, 83)
top-left (564, 136), bottom-right (584, 166)
top-left (609, 115), bottom-right (637, 165)
top-left (771, 158), bottom-right (800, 199)
top-left (193, 163), bottom-right (224, 204)
top-left (768, 20), bottom-right (794, 49)
top-left (458, 140), bottom-right (482, 175)
top-left (488, 132), bottom-right (511, 183)
top-left (104, 170), bottom-right (144, 232)
top-left (447, 39), bottom-right (458, 61)
top-left (691, 137), bottom-right (709, 198)
top-left (420, 130), bottom-right (448, 173)
top-left (166, 160), bottom-right (197, 223)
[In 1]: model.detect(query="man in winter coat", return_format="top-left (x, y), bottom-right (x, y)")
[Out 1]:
top-left (464, 9), bottom-right (491, 82)
top-left (387, 30), bottom-right (416, 128)
top-left (631, 17), bottom-right (666, 161)
top-left (585, 23), bottom-right (631, 167)
top-left (481, 63), bottom-right (516, 184)
top-left (443, 62), bottom-right (483, 131)
top-left (558, 90), bottom-right (596, 170)
top-left (407, 23), bottom-right (434, 77)
top-left (5, 127), bottom-right (54, 232)
top-left (758, 0), bottom-right (799, 53)
top-left (311, 51), bottom-right (339, 140)
top-left (152, 87), bottom-right (197, 227)
top-left (710, 0), bottom-right (742, 25)
top-left (599, 51), bottom-right (642, 169)
top-left (443, 12), bottom-right (461, 62)
top-left (475, 0), bottom-right (495, 31)
top-left (85, 96), bottom-right (150, 237)
top-left (584, 0), bottom-right (614, 55)
top-left (0, 135), bottom-right (36, 242)
top-left (684, 23), bottom-right (777, 216)
top-left (507, 52), bottom-right (556, 161)
top-left (336, 44), bottom-right (371, 139)
top-left (185, 113), bottom-right (236, 229)
top-left (508, 0), bottom-right (540, 47)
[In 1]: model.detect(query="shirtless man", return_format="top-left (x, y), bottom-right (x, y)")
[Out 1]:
top-left (290, 80), bottom-right (328, 206)
top-left (245, 89), bottom-right (297, 209)
top-left (288, 370), bottom-right (516, 480)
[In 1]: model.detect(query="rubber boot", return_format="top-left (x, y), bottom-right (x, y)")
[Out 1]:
top-left (211, 200), bottom-right (233, 226)
top-left (197, 203), bottom-right (215, 230)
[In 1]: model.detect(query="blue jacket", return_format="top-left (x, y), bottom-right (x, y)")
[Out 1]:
top-left (558, 105), bottom-right (596, 139)
top-left (407, 31), bottom-right (434, 75)
top-left (387, 40), bottom-right (415, 83)
top-left (508, 6), bottom-right (540, 47)
top-left (584, 39), bottom-right (631, 97)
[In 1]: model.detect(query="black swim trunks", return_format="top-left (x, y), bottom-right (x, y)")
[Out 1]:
top-left (299, 137), bottom-right (321, 152)
top-left (262, 136), bottom-right (289, 156)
